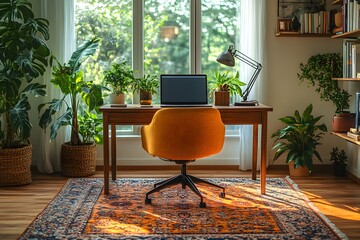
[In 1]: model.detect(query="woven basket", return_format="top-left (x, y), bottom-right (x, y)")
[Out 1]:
top-left (0, 145), bottom-right (32, 186)
top-left (61, 142), bottom-right (96, 177)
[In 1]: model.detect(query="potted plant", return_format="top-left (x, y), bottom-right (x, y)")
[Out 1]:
top-left (298, 53), bottom-right (353, 132)
top-left (0, 0), bottom-right (51, 186)
top-left (330, 147), bottom-right (348, 177)
top-left (131, 74), bottom-right (159, 105)
top-left (272, 104), bottom-right (327, 176)
top-left (208, 70), bottom-right (246, 106)
top-left (103, 60), bottom-right (134, 105)
top-left (39, 37), bottom-right (107, 177)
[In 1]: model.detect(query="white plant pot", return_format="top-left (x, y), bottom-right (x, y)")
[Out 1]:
top-left (110, 93), bottom-right (125, 104)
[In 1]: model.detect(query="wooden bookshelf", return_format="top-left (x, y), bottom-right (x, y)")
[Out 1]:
top-left (331, 131), bottom-right (360, 145)
top-left (275, 32), bottom-right (332, 37)
top-left (332, 78), bottom-right (360, 81)
top-left (331, 29), bottom-right (360, 39)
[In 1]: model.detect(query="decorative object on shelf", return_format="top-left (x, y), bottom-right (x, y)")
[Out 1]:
top-left (216, 45), bottom-right (262, 106)
top-left (298, 53), bottom-right (354, 132)
top-left (131, 74), bottom-right (159, 105)
top-left (0, 0), bottom-right (52, 186)
top-left (208, 71), bottom-right (245, 106)
top-left (291, 15), bottom-right (301, 31)
top-left (272, 104), bottom-right (327, 176)
top-left (102, 60), bottom-right (134, 106)
top-left (329, 147), bottom-right (348, 177)
top-left (39, 38), bottom-right (107, 177)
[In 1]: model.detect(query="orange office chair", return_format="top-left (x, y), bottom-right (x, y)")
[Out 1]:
top-left (141, 107), bottom-right (225, 208)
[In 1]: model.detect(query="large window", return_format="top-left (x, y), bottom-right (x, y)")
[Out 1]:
top-left (75, 0), bottom-right (239, 134)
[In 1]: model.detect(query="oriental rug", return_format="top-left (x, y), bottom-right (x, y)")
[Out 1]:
top-left (19, 177), bottom-right (348, 239)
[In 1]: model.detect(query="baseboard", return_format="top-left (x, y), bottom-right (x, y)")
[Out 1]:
top-left (347, 171), bottom-right (360, 184)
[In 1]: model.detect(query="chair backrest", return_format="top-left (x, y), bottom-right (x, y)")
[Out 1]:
top-left (141, 107), bottom-right (225, 160)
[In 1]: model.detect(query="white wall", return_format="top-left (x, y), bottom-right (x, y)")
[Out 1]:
top-left (266, 0), bottom-right (360, 178)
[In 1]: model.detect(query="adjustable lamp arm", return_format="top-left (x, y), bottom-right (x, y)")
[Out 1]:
top-left (216, 45), bottom-right (262, 104)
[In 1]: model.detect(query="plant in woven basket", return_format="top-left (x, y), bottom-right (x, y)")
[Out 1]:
top-left (39, 37), bottom-right (107, 146)
top-left (0, 0), bottom-right (52, 149)
top-left (0, 0), bottom-right (52, 186)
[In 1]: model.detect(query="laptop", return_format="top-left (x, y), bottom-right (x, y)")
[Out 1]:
top-left (160, 74), bottom-right (211, 107)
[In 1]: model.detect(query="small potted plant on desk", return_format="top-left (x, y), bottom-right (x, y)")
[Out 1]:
top-left (102, 60), bottom-right (134, 106)
top-left (208, 70), bottom-right (245, 106)
top-left (330, 147), bottom-right (348, 177)
top-left (39, 37), bottom-right (107, 177)
top-left (272, 104), bottom-right (327, 176)
top-left (298, 53), bottom-right (353, 132)
top-left (131, 74), bottom-right (159, 105)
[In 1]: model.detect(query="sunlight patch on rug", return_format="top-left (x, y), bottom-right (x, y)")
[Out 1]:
top-left (19, 177), bottom-right (348, 239)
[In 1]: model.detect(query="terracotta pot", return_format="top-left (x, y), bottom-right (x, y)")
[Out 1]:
top-left (214, 91), bottom-right (230, 106)
top-left (288, 162), bottom-right (310, 177)
top-left (140, 90), bottom-right (152, 105)
top-left (61, 142), bottom-right (96, 177)
top-left (110, 93), bottom-right (125, 104)
top-left (332, 113), bottom-right (355, 133)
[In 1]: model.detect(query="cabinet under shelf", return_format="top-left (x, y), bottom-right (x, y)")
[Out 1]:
top-left (331, 131), bottom-right (360, 145)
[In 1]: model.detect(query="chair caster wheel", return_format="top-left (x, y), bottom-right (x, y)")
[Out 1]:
top-left (219, 192), bottom-right (225, 198)
top-left (199, 202), bottom-right (206, 208)
top-left (145, 197), bottom-right (152, 204)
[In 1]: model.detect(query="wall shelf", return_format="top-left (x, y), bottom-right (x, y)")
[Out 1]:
top-left (331, 29), bottom-right (360, 39)
top-left (275, 32), bottom-right (332, 37)
top-left (331, 131), bottom-right (360, 145)
top-left (332, 78), bottom-right (360, 81)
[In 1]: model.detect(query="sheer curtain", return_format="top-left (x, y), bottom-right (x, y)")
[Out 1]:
top-left (35, 0), bottom-right (75, 173)
top-left (238, 0), bottom-right (266, 170)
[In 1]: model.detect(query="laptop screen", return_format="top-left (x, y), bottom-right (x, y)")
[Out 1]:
top-left (160, 74), bottom-right (208, 105)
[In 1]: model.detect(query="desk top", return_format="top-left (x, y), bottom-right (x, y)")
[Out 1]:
top-left (100, 104), bottom-right (273, 112)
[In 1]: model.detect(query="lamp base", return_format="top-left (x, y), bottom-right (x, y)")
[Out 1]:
top-left (234, 100), bottom-right (258, 106)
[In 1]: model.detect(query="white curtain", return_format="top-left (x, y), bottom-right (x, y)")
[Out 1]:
top-left (35, 0), bottom-right (75, 173)
top-left (238, 0), bottom-right (266, 170)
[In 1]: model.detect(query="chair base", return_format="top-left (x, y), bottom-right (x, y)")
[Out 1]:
top-left (145, 163), bottom-right (225, 208)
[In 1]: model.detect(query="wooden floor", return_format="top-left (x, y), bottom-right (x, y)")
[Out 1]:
top-left (0, 168), bottom-right (359, 240)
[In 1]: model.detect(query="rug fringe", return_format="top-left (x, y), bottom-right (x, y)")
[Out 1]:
top-left (285, 176), bottom-right (349, 240)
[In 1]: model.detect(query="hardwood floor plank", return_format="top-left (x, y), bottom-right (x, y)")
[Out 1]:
top-left (0, 169), bottom-right (359, 240)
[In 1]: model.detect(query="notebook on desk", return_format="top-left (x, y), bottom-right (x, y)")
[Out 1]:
top-left (160, 74), bottom-right (212, 107)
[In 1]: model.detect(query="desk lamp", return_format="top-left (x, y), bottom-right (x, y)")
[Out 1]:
top-left (216, 45), bottom-right (262, 106)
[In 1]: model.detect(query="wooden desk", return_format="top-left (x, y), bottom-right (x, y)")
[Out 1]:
top-left (100, 104), bottom-right (273, 195)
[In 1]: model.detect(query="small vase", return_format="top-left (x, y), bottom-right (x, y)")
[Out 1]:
top-left (140, 90), bottom-right (152, 105)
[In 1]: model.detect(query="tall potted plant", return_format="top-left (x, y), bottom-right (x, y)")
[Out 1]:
top-left (272, 104), bottom-right (327, 176)
top-left (298, 53), bottom-right (353, 132)
top-left (208, 71), bottom-right (246, 106)
top-left (131, 74), bottom-right (159, 105)
top-left (39, 37), bottom-right (106, 177)
top-left (0, 0), bottom-right (51, 186)
top-left (103, 60), bottom-right (134, 105)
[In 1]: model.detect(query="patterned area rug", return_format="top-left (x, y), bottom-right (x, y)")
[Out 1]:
top-left (19, 177), bottom-right (348, 239)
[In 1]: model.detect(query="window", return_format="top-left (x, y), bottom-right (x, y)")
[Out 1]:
top-left (75, 0), bottom-right (239, 134)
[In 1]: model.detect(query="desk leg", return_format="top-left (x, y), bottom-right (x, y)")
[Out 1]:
top-left (252, 124), bottom-right (258, 180)
top-left (111, 125), bottom-right (116, 181)
top-left (103, 117), bottom-right (109, 195)
top-left (260, 112), bottom-right (268, 195)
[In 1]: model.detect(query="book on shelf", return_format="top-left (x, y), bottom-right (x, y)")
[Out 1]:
top-left (347, 131), bottom-right (360, 140)
top-left (351, 43), bottom-right (360, 78)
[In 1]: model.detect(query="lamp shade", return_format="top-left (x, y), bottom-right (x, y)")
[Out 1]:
top-left (216, 49), bottom-right (235, 67)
